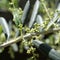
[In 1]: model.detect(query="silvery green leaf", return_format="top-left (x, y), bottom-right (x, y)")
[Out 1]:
top-left (28, 0), bottom-right (40, 28)
top-left (57, 3), bottom-right (60, 11)
top-left (8, 20), bottom-right (12, 31)
top-left (11, 28), bottom-right (19, 52)
top-left (0, 17), bottom-right (10, 39)
top-left (21, 0), bottom-right (30, 24)
top-left (11, 44), bottom-right (18, 52)
top-left (56, 3), bottom-right (60, 26)
top-left (14, 27), bottom-right (19, 37)
top-left (36, 15), bottom-right (44, 26)
top-left (9, 21), bottom-right (19, 52)
top-left (36, 15), bottom-right (44, 31)
top-left (57, 18), bottom-right (60, 23)
top-left (24, 46), bottom-right (29, 50)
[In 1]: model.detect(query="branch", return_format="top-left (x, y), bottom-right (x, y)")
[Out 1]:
top-left (0, 33), bottom-right (35, 48)
top-left (0, 28), bottom-right (60, 48)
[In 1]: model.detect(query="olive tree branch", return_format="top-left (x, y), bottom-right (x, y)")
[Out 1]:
top-left (0, 28), bottom-right (60, 48)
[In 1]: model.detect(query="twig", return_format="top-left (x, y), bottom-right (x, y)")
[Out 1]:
top-left (42, 2), bottom-right (51, 20)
